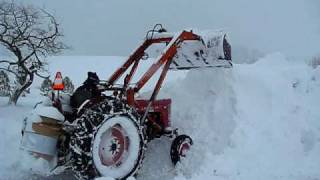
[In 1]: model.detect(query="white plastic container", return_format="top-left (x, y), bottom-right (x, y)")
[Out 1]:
top-left (21, 106), bottom-right (64, 158)
top-left (21, 128), bottom-right (58, 156)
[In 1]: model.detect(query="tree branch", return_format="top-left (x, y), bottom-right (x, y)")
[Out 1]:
top-left (0, 60), bottom-right (15, 64)
top-left (0, 67), bottom-right (19, 76)
top-left (35, 71), bottom-right (49, 79)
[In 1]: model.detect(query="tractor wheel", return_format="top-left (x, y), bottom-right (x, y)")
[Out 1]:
top-left (170, 134), bottom-right (193, 165)
top-left (69, 98), bottom-right (146, 180)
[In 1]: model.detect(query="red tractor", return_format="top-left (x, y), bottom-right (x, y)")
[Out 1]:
top-left (21, 24), bottom-right (232, 180)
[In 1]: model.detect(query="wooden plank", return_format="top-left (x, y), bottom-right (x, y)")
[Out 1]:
top-left (32, 122), bottom-right (63, 138)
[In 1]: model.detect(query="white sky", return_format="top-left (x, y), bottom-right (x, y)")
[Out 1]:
top-left (22, 0), bottom-right (320, 59)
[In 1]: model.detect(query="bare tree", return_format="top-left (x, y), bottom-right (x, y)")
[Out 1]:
top-left (0, 1), bottom-right (67, 104)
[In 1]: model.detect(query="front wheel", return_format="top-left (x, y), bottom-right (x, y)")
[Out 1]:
top-left (170, 134), bottom-right (193, 165)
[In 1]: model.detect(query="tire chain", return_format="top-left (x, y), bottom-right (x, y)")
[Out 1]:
top-left (69, 98), bottom-right (147, 180)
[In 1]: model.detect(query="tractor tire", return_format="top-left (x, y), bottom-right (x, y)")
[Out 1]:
top-left (69, 98), bottom-right (146, 180)
top-left (170, 134), bottom-right (193, 165)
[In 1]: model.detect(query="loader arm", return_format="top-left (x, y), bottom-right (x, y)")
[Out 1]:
top-left (107, 36), bottom-right (173, 85)
top-left (106, 31), bottom-right (200, 105)
top-left (107, 31), bottom-right (200, 86)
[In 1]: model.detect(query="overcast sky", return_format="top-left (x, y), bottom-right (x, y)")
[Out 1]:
top-left (22, 0), bottom-right (320, 59)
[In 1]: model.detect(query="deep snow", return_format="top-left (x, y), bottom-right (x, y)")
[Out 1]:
top-left (0, 54), bottom-right (319, 180)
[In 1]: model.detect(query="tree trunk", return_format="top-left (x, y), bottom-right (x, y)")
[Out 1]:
top-left (9, 73), bottom-right (34, 105)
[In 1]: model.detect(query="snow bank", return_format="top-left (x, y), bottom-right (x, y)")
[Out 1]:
top-left (138, 61), bottom-right (236, 180)
top-left (139, 53), bottom-right (320, 180)
top-left (183, 53), bottom-right (319, 180)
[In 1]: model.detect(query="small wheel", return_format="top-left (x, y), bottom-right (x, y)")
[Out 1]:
top-left (170, 134), bottom-right (193, 165)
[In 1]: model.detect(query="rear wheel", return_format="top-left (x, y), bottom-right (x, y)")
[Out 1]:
top-left (69, 99), bottom-right (146, 180)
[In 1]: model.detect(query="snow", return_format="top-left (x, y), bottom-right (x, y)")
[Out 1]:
top-left (0, 98), bottom-right (53, 179)
top-left (95, 177), bottom-right (115, 180)
top-left (164, 53), bottom-right (319, 180)
top-left (167, 30), bottom-right (231, 69)
top-left (140, 53), bottom-right (320, 180)
top-left (146, 32), bottom-right (174, 40)
top-left (35, 106), bottom-right (65, 121)
top-left (0, 54), bottom-right (319, 180)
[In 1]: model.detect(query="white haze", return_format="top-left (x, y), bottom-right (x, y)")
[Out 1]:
top-left (21, 0), bottom-right (320, 59)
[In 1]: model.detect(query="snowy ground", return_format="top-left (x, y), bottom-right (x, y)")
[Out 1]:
top-left (0, 54), bottom-right (319, 180)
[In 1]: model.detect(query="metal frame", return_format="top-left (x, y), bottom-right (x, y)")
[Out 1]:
top-left (106, 30), bottom-right (201, 105)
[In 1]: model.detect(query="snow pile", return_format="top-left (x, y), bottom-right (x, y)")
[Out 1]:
top-left (172, 53), bottom-right (320, 180)
top-left (35, 106), bottom-right (65, 121)
top-left (139, 53), bottom-right (320, 180)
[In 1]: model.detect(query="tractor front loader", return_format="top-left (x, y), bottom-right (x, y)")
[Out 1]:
top-left (21, 24), bottom-right (232, 180)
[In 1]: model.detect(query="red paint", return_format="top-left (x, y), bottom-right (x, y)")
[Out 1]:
top-left (135, 99), bottom-right (171, 128)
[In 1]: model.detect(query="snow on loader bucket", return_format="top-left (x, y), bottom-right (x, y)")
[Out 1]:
top-left (149, 30), bottom-right (232, 69)
top-left (21, 24), bottom-right (232, 180)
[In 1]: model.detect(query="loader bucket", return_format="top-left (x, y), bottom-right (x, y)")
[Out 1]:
top-left (170, 30), bottom-right (232, 70)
